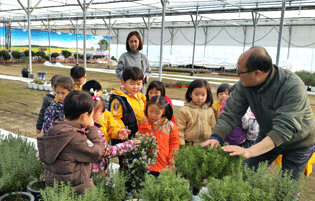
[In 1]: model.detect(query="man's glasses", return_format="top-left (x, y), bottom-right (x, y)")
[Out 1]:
top-left (236, 68), bottom-right (255, 76)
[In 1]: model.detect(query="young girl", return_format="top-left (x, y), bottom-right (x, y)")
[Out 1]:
top-left (138, 95), bottom-right (179, 176)
top-left (220, 85), bottom-right (259, 147)
top-left (82, 80), bottom-right (130, 142)
top-left (212, 83), bottom-right (231, 119)
top-left (86, 90), bottom-right (140, 176)
top-left (146, 81), bottom-right (175, 123)
top-left (36, 74), bottom-right (62, 134)
top-left (43, 76), bottom-right (74, 134)
top-left (177, 79), bottom-right (216, 146)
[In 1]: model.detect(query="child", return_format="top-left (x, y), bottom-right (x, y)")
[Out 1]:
top-left (36, 75), bottom-right (62, 134)
top-left (212, 83), bottom-right (230, 119)
top-left (138, 95), bottom-right (179, 176)
top-left (109, 67), bottom-right (146, 142)
top-left (85, 89), bottom-right (140, 176)
top-left (43, 76), bottom-right (74, 134)
top-left (82, 80), bottom-right (131, 143)
top-left (146, 81), bottom-right (175, 123)
top-left (109, 67), bottom-right (146, 169)
top-left (70, 65), bottom-right (86, 90)
top-left (37, 90), bottom-right (104, 194)
top-left (220, 85), bottom-right (259, 147)
top-left (177, 79), bottom-right (216, 146)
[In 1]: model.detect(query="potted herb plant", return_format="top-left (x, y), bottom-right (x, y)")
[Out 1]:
top-left (32, 79), bottom-right (40, 90)
top-left (38, 80), bottom-right (45, 91)
top-left (44, 81), bottom-right (50, 91)
top-left (138, 169), bottom-right (191, 200)
top-left (28, 81), bottom-right (34, 89)
top-left (175, 144), bottom-right (244, 188)
top-left (0, 134), bottom-right (38, 201)
top-left (27, 157), bottom-right (45, 201)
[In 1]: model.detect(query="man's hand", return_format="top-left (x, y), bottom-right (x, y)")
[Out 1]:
top-left (222, 145), bottom-right (252, 159)
top-left (201, 139), bottom-right (220, 148)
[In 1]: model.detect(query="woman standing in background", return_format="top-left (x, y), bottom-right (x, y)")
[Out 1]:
top-left (116, 31), bottom-right (151, 91)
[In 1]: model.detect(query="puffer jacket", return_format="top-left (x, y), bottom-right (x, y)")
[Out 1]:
top-left (109, 87), bottom-right (146, 138)
top-left (138, 118), bottom-right (179, 172)
top-left (177, 101), bottom-right (216, 146)
top-left (99, 110), bottom-right (121, 142)
top-left (37, 120), bottom-right (103, 194)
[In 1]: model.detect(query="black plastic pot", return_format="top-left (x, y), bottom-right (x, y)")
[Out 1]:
top-left (27, 181), bottom-right (45, 201)
top-left (0, 192), bottom-right (35, 201)
top-left (21, 68), bottom-right (29, 78)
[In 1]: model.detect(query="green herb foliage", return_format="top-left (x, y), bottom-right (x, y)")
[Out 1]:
top-left (0, 134), bottom-right (38, 193)
top-left (124, 132), bottom-right (158, 191)
top-left (93, 169), bottom-right (127, 201)
top-left (201, 162), bottom-right (305, 201)
top-left (138, 169), bottom-right (191, 201)
top-left (42, 170), bottom-right (127, 201)
top-left (175, 144), bottom-right (244, 187)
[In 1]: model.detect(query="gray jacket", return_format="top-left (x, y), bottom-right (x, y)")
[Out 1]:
top-left (116, 50), bottom-right (151, 84)
top-left (212, 65), bottom-right (315, 149)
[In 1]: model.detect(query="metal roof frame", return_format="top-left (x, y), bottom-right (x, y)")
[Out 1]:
top-left (1, 0), bottom-right (315, 79)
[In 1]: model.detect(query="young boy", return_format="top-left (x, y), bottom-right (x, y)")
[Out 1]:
top-left (109, 67), bottom-right (146, 143)
top-left (36, 75), bottom-right (62, 134)
top-left (37, 90), bottom-right (104, 194)
top-left (70, 65), bottom-right (86, 90)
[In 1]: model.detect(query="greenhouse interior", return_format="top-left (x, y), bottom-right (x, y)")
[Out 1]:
top-left (0, 0), bottom-right (315, 200)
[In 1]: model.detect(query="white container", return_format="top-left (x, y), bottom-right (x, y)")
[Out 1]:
top-left (311, 86), bottom-right (315, 92)
top-left (44, 84), bottom-right (49, 91)
top-left (28, 82), bottom-right (34, 89)
top-left (33, 83), bottom-right (39, 90)
top-left (48, 85), bottom-right (53, 91)
top-left (38, 84), bottom-right (44, 90)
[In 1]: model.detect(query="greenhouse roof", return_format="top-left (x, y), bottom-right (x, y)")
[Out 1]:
top-left (1, 0), bottom-right (315, 31)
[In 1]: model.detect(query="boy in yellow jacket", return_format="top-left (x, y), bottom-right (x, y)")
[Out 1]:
top-left (109, 67), bottom-right (146, 144)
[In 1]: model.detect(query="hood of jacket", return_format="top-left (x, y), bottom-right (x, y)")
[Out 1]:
top-left (184, 101), bottom-right (210, 109)
top-left (37, 120), bottom-right (87, 165)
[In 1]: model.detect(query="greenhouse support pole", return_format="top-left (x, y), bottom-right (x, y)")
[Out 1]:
top-left (27, 0), bottom-right (32, 75)
top-left (191, 6), bottom-right (200, 76)
top-left (203, 27), bottom-right (208, 59)
top-left (41, 19), bottom-right (50, 61)
top-left (147, 10), bottom-right (151, 57)
top-left (168, 28), bottom-right (174, 55)
top-left (76, 18), bottom-right (79, 64)
top-left (79, 0), bottom-right (94, 69)
top-left (48, 19), bottom-right (51, 62)
top-left (116, 29), bottom-right (119, 59)
top-left (83, 0), bottom-right (86, 69)
top-left (70, 18), bottom-right (81, 65)
top-left (251, 12), bottom-right (260, 47)
top-left (243, 26), bottom-right (247, 52)
top-left (158, 0), bottom-right (167, 81)
top-left (287, 26), bottom-right (292, 60)
top-left (108, 16), bottom-right (111, 69)
top-left (276, 0), bottom-right (286, 66)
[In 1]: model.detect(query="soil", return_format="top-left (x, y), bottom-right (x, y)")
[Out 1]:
top-left (0, 63), bottom-right (314, 200)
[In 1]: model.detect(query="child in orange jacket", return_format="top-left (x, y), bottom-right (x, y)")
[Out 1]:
top-left (138, 95), bottom-right (179, 176)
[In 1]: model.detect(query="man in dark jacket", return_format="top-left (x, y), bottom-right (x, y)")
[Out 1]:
top-left (202, 46), bottom-right (315, 180)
